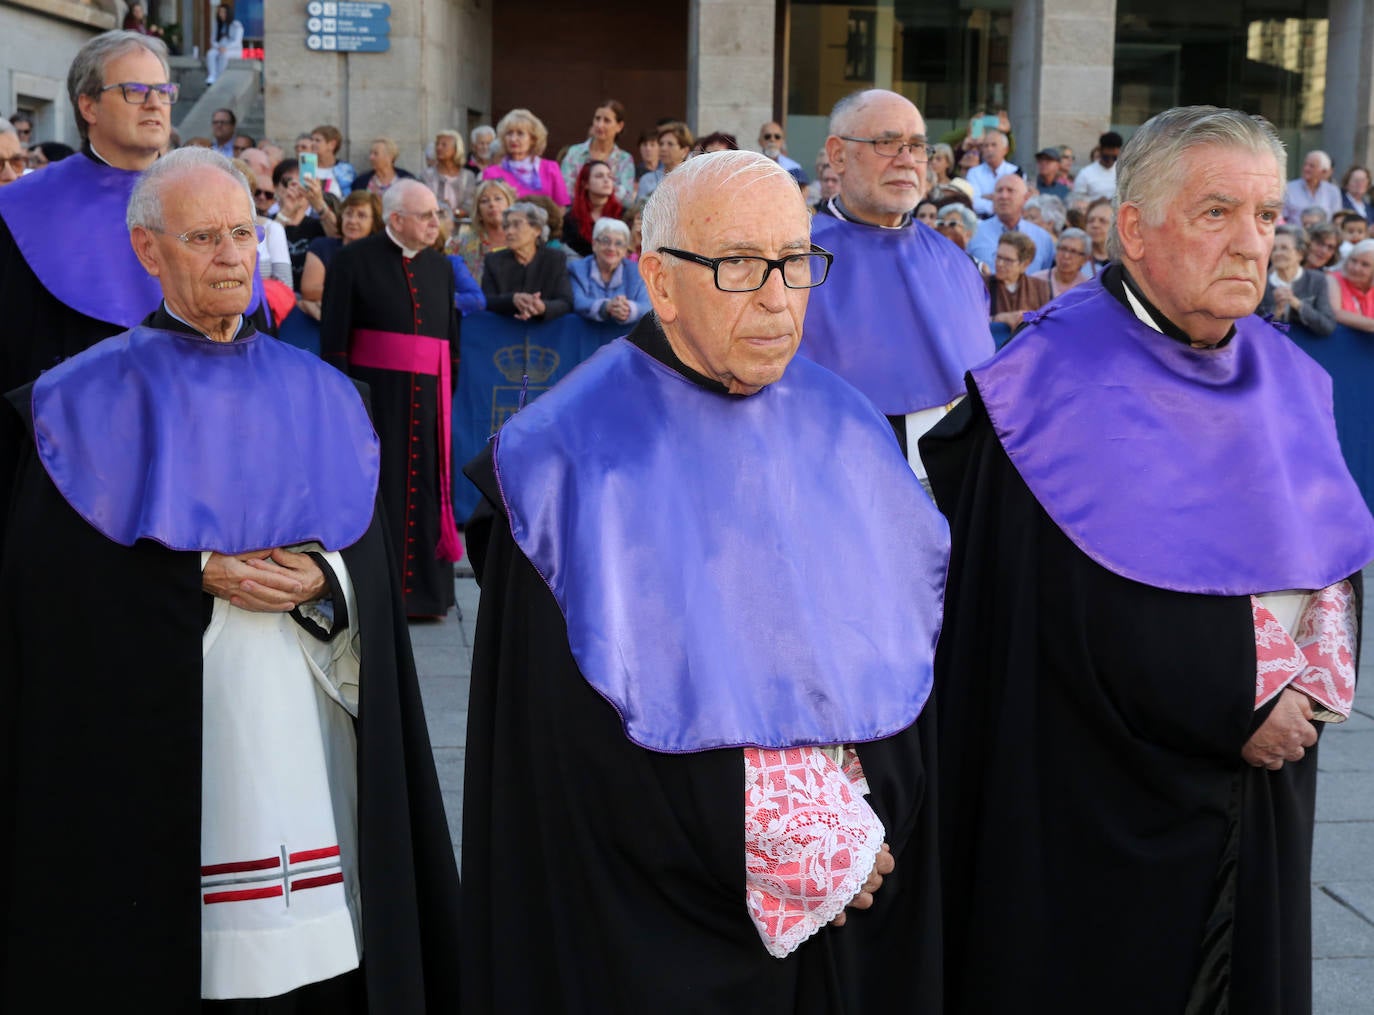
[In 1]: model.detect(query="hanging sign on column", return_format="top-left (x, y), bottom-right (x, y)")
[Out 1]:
top-left (305, 1), bottom-right (392, 53)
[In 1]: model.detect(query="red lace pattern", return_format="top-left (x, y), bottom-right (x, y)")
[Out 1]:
top-left (1251, 580), bottom-right (1356, 718)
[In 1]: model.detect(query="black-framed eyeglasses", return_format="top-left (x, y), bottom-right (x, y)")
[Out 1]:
top-left (762, 132), bottom-right (783, 140)
top-left (839, 135), bottom-right (934, 161)
top-left (254, 189), bottom-right (275, 200)
top-left (658, 245), bottom-right (833, 292)
top-left (151, 224), bottom-right (263, 250)
top-left (99, 82), bottom-right (179, 105)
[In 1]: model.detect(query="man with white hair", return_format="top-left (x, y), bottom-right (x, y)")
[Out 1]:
top-left (321, 177), bottom-right (462, 619)
top-left (800, 88), bottom-right (993, 484)
top-left (925, 106), bottom-right (1374, 1014)
top-left (1284, 148), bottom-right (1343, 223)
top-left (0, 147), bottom-right (462, 1011)
top-left (460, 149), bottom-right (949, 1011)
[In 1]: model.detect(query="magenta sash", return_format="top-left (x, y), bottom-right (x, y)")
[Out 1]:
top-left (350, 328), bottom-right (464, 563)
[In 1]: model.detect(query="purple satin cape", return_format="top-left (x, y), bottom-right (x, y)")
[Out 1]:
top-left (31, 325), bottom-right (380, 553)
top-left (0, 153), bottom-right (162, 328)
top-left (971, 281), bottom-right (1374, 595)
top-left (799, 214), bottom-right (995, 416)
top-left (494, 338), bottom-right (949, 754)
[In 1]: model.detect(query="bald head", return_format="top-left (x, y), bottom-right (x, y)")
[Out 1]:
top-left (642, 149), bottom-right (800, 253)
top-left (992, 173), bottom-right (1029, 226)
top-left (824, 90), bottom-right (928, 227)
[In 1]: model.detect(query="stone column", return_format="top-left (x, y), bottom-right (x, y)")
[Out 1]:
top-left (1323, 0), bottom-right (1374, 172)
top-left (687, 0), bottom-right (775, 150)
top-left (263, 0), bottom-right (491, 170)
top-left (1008, 0), bottom-right (1116, 169)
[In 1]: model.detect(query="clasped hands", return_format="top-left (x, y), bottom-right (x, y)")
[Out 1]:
top-left (1242, 687), bottom-right (1318, 770)
top-left (202, 548), bottom-right (326, 613)
top-left (511, 291), bottom-right (547, 321)
top-left (830, 842), bottom-right (894, 928)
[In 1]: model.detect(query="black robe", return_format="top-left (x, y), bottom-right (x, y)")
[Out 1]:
top-left (320, 231), bottom-right (458, 618)
top-left (922, 375), bottom-right (1353, 1015)
top-left (0, 318), bottom-right (462, 1011)
top-left (459, 319), bottom-right (943, 1014)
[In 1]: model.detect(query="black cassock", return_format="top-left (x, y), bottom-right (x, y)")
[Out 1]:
top-left (459, 325), bottom-right (943, 1014)
top-left (922, 385), bottom-right (1356, 1015)
top-left (321, 231), bottom-right (459, 618)
top-left (0, 353), bottom-right (462, 1011)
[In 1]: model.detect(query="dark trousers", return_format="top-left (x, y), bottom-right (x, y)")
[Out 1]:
top-left (202, 967), bottom-right (365, 1014)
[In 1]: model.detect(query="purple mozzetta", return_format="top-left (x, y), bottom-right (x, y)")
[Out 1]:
top-left (0, 152), bottom-right (162, 328)
top-left (971, 280), bottom-right (1374, 595)
top-left (799, 213), bottom-right (995, 416)
top-left (31, 325), bottom-right (380, 552)
top-left (494, 338), bottom-right (949, 754)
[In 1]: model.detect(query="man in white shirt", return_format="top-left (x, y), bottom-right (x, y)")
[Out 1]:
top-left (1070, 130), bottom-right (1123, 202)
top-left (1283, 149), bottom-right (1344, 224)
top-left (966, 128), bottom-right (1021, 217)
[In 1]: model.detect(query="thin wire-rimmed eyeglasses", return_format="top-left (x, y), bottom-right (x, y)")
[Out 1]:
top-left (99, 82), bottom-right (180, 105)
top-left (839, 135), bottom-right (934, 161)
top-left (151, 225), bottom-right (263, 250)
top-left (658, 246), bottom-right (834, 293)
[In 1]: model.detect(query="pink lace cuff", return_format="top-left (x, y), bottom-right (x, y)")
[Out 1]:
top-left (1251, 581), bottom-right (1356, 720)
top-left (743, 746), bottom-right (884, 959)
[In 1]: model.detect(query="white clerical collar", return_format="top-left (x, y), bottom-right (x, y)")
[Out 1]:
top-left (386, 225), bottom-right (422, 259)
top-left (827, 196), bottom-right (911, 230)
top-left (1121, 281), bottom-right (1164, 335)
top-left (164, 302), bottom-right (243, 342)
top-left (87, 143), bottom-right (113, 167)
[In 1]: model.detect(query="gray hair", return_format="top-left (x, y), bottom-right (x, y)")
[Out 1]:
top-left (1274, 223), bottom-right (1308, 254)
top-left (470, 124), bottom-right (496, 146)
top-left (1347, 238), bottom-right (1374, 262)
top-left (68, 30), bottom-right (170, 142)
top-left (1056, 227), bottom-right (1090, 254)
top-left (381, 178), bottom-right (431, 220)
top-left (1306, 150), bottom-right (1333, 172)
top-left (939, 203), bottom-right (979, 233)
top-left (1026, 193), bottom-right (1066, 234)
top-left (592, 216), bottom-right (631, 244)
top-left (505, 200), bottom-right (550, 242)
top-left (828, 89), bottom-right (906, 138)
top-left (0, 118), bottom-right (15, 137)
top-left (126, 147), bottom-right (251, 232)
top-left (642, 149), bottom-right (797, 254)
top-left (1300, 204), bottom-right (1329, 224)
top-left (1112, 106), bottom-right (1285, 258)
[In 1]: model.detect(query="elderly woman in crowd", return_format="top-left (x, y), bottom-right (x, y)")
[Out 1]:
top-left (1084, 196), bottom-right (1113, 271)
top-left (1328, 238), bottom-right (1374, 331)
top-left (988, 231), bottom-right (1050, 326)
top-left (561, 100), bottom-right (636, 205)
top-left (425, 128), bottom-right (474, 224)
top-left (570, 218), bottom-right (649, 325)
top-left (482, 109), bottom-right (570, 206)
top-left (481, 201), bottom-right (573, 321)
top-left (1029, 227), bottom-right (1092, 298)
top-left (1305, 222), bottom-right (1342, 271)
top-left (466, 125), bottom-right (495, 177)
top-left (564, 160), bottom-right (624, 256)
top-left (636, 122), bottom-right (692, 202)
top-left (1256, 224), bottom-right (1337, 335)
top-left (456, 177), bottom-right (517, 281)
top-left (353, 136), bottom-right (415, 196)
top-left (1341, 165), bottom-right (1373, 221)
top-left (1024, 193), bottom-right (1066, 236)
top-left (297, 190), bottom-right (383, 320)
top-left (936, 203), bottom-right (979, 252)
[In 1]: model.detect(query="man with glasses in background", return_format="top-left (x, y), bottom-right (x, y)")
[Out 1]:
top-left (0, 119), bottom-right (24, 186)
top-left (758, 119), bottom-right (809, 186)
top-left (800, 88), bottom-right (994, 487)
top-left (0, 30), bottom-right (178, 552)
top-left (209, 107), bottom-right (236, 159)
top-left (461, 148), bottom-right (949, 1011)
top-left (321, 179), bottom-right (462, 620)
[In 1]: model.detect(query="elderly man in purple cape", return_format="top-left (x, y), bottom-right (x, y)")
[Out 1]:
top-left (0, 148), bottom-right (461, 1012)
top-left (922, 106), bottom-right (1374, 1014)
top-left (460, 150), bottom-right (950, 1012)
top-left (0, 31), bottom-right (266, 551)
top-left (800, 89), bottom-right (993, 484)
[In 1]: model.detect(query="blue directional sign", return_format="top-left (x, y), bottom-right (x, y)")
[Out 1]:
top-left (305, 1), bottom-right (391, 54)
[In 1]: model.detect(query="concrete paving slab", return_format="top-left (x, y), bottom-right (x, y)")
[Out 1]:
top-left (1312, 820), bottom-right (1374, 883)
top-left (1316, 769), bottom-right (1374, 821)
top-left (1318, 731), bottom-right (1374, 774)
top-left (1313, 886), bottom-right (1374, 958)
top-left (1323, 882), bottom-right (1374, 928)
top-left (1313, 957), bottom-right (1374, 1014)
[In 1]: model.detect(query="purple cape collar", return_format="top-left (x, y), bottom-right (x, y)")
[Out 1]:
top-left (0, 153), bottom-right (163, 328)
top-left (31, 324), bottom-right (380, 552)
top-left (971, 281), bottom-right (1374, 594)
top-left (495, 338), bottom-right (949, 753)
top-left (799, 213), bottom-right (995, 415)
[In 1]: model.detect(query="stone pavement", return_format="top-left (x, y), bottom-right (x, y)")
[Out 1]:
top-left (413, 563), bottom-right (1374, 1013)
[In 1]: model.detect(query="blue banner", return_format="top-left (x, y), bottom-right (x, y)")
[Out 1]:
top-left (1286, 323), bottom-right (1374, 514)
top-left (452, 312), bottom-right (626, 520)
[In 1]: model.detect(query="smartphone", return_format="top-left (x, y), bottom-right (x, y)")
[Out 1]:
top-left (971, 114), bottom-right (1000, 139)
top-left (299, 152), bottom-right (318, 181)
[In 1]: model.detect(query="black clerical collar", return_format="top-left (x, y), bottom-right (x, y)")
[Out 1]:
top-left (824, 196), bottom-right (912, 230)
top-left (1100, 263), bottom-right (1234, 350)
top-left (627, 315), bottom-right (732, 395)
top-left (145, 302), bottom-right (255, 342)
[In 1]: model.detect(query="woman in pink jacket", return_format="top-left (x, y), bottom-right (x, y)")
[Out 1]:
top-left (481, 108), bottom-right (570, 207)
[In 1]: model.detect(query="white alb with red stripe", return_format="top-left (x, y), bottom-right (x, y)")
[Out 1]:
top-left (199, 547), bottom-right (363, 1000)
